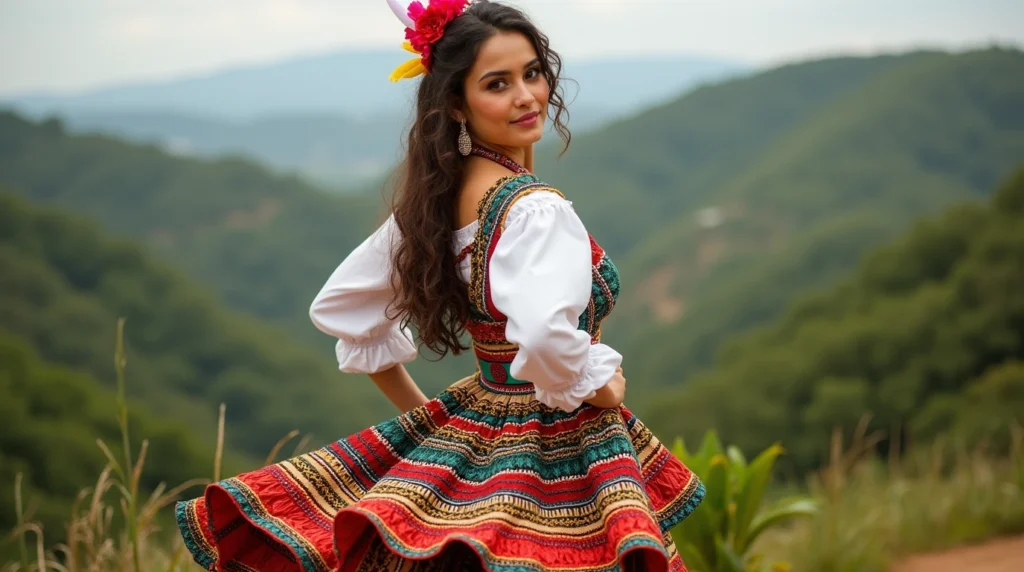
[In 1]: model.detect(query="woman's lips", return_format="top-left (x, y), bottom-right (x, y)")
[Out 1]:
top-left (512, 111), bottom-right (539, 126)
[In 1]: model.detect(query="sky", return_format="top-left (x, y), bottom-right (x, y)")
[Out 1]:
top-left (1, 0), bottom-right (1021, 95)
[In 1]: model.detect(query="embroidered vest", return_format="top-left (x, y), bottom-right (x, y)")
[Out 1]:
top-left (463, 174), bottom-right (620, 385)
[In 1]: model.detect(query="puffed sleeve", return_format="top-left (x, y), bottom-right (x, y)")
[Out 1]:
top-left (488, 192), bottom-right (623, 412)
top-left (309, 214), bottom-right (418, 374)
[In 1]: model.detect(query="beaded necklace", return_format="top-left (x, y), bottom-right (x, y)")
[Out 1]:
top-left (469, 145), bottom-right (530, 175)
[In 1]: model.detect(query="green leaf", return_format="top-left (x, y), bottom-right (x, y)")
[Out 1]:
top-left (675, 433), bottom-right (714, 477)
top-left (745, 498), bottom-right (818, 549)
top-left (673, 498), bottom-right (719, 568)
top-left (676, 541), bottom-right (714, 572)
top-left (673, 436), bottom-right (688, 457)
top-left (714, 536), bottom-right (746, 572)
top-left (673, 436), bottom-right (692, 466)
top-left (732, 442), bottom-right (784, 552)
top-left (698, 431), bottom-right (725, 464)
top-left (726, 445), bottom-right (747, 472)
top-left (708, 454), bottom-right (733, 521)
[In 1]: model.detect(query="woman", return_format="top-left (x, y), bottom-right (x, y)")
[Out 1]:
top-left (176, 1), bottom-right (704, 570)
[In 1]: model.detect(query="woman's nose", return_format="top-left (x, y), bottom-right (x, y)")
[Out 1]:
top-left (514, 82), bottom-right (536, 106)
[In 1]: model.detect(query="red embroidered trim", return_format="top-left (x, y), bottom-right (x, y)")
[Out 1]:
top-left (455, 243), bottom-right (473, 263)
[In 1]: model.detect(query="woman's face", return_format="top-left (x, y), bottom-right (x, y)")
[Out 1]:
top-left (461, 30), bottom-right (549, 151)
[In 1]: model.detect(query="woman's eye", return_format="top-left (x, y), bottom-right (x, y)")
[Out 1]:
top-left (526, 68), bottom-right (540, 80)
top-left (489, 79), bottom-right (507, 90)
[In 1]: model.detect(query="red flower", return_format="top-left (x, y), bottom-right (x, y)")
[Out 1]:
top-left (406, 1), bottom-right (427, 20)
top-left (418, 44), bottom-right (433, 69)
top-left (404, 0), bottom-right (469, 70)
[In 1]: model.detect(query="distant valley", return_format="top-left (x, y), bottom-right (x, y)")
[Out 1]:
top-left (2, 50), bottom-right (746, 188)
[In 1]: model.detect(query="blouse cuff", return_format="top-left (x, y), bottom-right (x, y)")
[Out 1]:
top-left (533, 343), bottom-right (623, 412)
top-left (334, 327), bottom-right (418, 374)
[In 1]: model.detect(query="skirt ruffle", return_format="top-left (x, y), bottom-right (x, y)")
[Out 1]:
top-left (176, 374), bottom-right (704, 571)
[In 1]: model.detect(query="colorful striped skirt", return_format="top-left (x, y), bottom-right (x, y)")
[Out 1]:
top-left (176, 374), bottom-right (704, 571)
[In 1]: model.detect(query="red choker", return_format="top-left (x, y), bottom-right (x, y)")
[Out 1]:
top-left (469, 145), bottom-right (530, 175)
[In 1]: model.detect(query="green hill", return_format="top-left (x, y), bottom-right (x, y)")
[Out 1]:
top-left (0, 111), bottom-right (480, 395)
top-left (538, 52), bottom-right (919, 255)
top-left (57, 110), bottom-right (409, 189)
top-left (3, 48), bottom-right (1022, 407)
top-left (0, 334), bottom-right (219, 548)
top-left (539, 48), bottom-right (1024, 391)
top-left (0, 192), bottom-right (391, 458)
top-left (0, 112), bottom-right (381, 347)
top-left (646, 165), bottom-right (1024, 471)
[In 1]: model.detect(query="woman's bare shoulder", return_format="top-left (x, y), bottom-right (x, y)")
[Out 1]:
top-left (456, 167), bottom-right (520, 227)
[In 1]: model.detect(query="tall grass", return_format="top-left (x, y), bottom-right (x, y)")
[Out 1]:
top-left (5, 324), bottom-right (1023, 571)
top-left (3, 320), bottom-right (215, 572)
top-left (758, 418), bottom-right (1024, 572)
top-left (2, 319), bottom-right (322, 572)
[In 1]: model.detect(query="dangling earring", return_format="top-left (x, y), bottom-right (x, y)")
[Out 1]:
top-left (458, 119), bottom-right (472, 156)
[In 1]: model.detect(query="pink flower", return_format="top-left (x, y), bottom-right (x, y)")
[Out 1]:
top-left (406, 1), bottom-right (427, 20)
top-left (404, 0), bottom-right (469, 70)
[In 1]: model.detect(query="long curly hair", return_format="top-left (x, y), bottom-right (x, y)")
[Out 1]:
top-left (387, 0), bottom-right (572, 358)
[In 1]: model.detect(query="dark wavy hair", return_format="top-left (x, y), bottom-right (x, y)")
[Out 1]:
top-left (387, 0), bottom-right (572, 359)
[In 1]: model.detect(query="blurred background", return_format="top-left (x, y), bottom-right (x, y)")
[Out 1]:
top-left (2, 1), bottom-right (1023, 570)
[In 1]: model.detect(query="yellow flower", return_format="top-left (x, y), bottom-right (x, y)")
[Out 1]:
top-left (389, 41), bottom-right (427, 82)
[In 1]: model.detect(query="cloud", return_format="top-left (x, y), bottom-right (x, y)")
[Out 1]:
top-left (1, 0), bottom-right (1021, 93)
top-left (112, 14), bottom-right (160, 42)
top-left (577, 0), bottom-right (629, 18)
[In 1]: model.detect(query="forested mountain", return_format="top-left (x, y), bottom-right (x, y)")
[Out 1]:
top-left (2, 48), bottom-right (1021, 405)
top-left (0, 334), bottom-right (220, 546)
top-left (2, 46), bottom-right (1022, 546)
top-left (58, 110), bottom-right (410, 189)
top-left (646, 165), bottom-right (1024, 471)
top-left (537, 47), bottom-right (1024, 390)
top-left (0, 192), bottom-right (391, 458)
top-left (0, 112), bottom-right (483, 394)
top-left (0, 112), bottom-right (382, 349)
top-left (4, 50), bottom-right (742, 187)
top-left (538, 52), bottom-right (916, 254)
top-left (4, 50), bottom-right (742, 120)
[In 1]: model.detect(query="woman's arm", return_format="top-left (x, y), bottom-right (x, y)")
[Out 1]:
top-left (585, 367), bottom-right (626, 408)
top-left (369, 364), bottom-right (429, 413)
top-left (488, 192), bottom-right (625, 412)
top-left (310, 215), bottom-right (421, 404)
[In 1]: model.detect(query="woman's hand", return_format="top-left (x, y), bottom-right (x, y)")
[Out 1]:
top-left (369, 364), bottom-right (429, 414)
top-left (585, 367), bottom-right (626, 408)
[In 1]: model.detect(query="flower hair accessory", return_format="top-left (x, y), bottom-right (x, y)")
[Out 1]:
top-left (386, 0), bottom-right (470, 81)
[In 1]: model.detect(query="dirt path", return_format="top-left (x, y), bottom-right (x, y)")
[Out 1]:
top-left (895, 535), bottom-right (1024, 572)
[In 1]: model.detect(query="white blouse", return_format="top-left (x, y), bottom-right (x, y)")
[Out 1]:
top-left (309, 191), bottom-right (621, 412)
